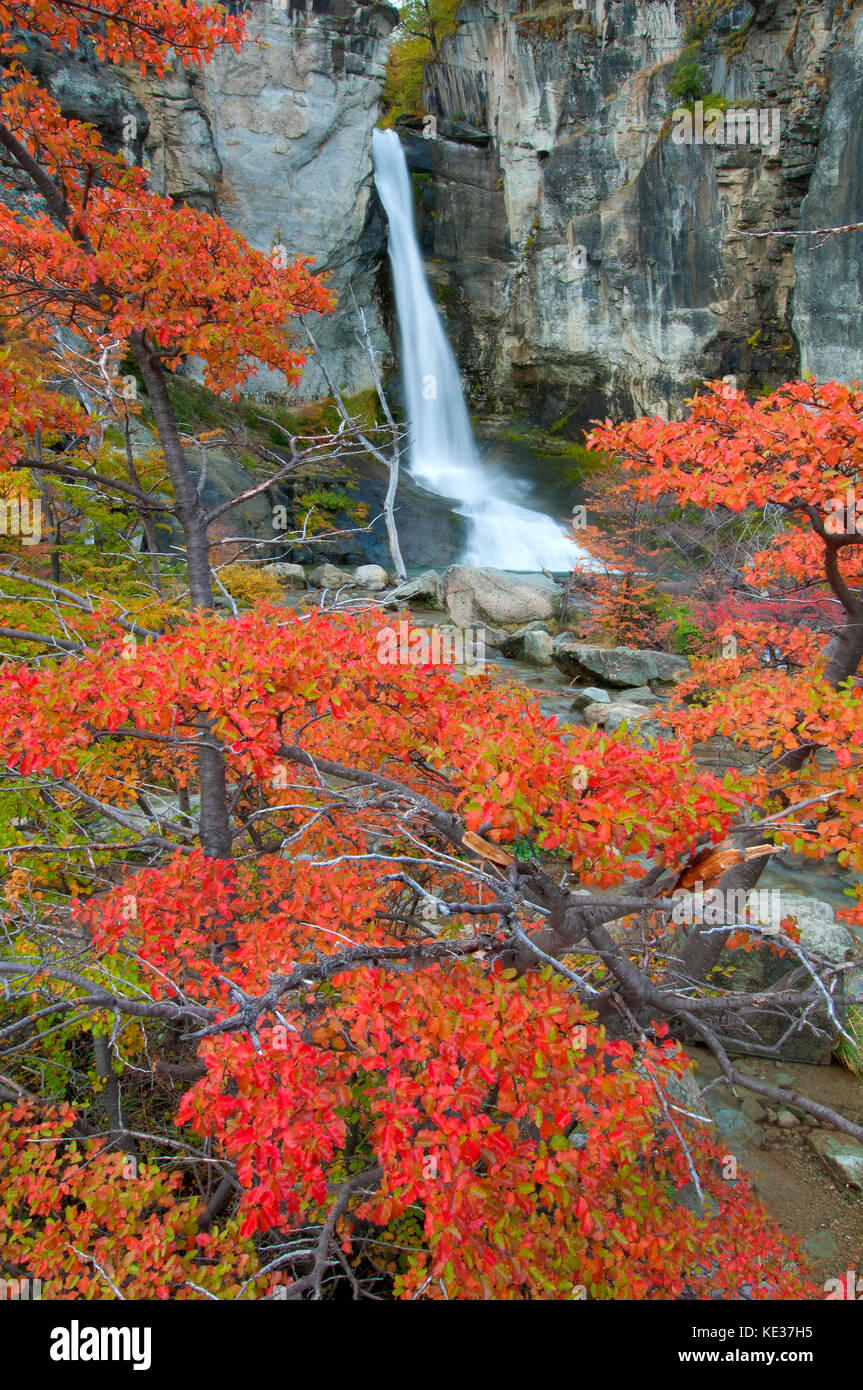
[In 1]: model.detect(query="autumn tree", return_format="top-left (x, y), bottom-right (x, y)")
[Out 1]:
top-left (381, 0), bottom-right (461, 122)
top-left (588, 378), bottom-right (863, 989)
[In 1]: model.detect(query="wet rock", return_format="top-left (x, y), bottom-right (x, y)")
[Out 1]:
top-left (551, 638), bottom-right (690, 688)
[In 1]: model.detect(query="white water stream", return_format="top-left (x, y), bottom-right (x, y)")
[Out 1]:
top-left (372, 128), bottom-right (590, 572)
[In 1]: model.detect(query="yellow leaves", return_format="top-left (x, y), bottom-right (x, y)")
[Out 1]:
top-left (217, 563), bottom-right (284, 610)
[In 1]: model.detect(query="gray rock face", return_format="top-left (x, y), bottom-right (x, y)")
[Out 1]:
top-left (441, 565), bottom-right (560, 627)
top-left (416, 0), bottom-right (860, 426)
top-left (793, 10), bottom-right (863, 383)
top-left (17, 0), bottom-right (863, 430)
top-left (19, 36), bottom-right (149, 160)
top-left (132, 1), bottom-right (398, 399)
top-left (551, 638), bottom-right (690, 687)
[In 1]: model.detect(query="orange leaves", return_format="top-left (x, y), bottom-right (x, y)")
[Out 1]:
top-left (0, 602), bottom-right (825, 1300)
top-left (0, 178), bottom-right (333, 393)
top-left (0, 1), bottom-right (247, 75)
top-left (0, 1102), bottom-right (260, 1299)
top-left (0, 340), bottom-right (86, 470)
top-left (0, 54), bottom-right (334, 405)
top-left (589, 376), bottom-right (863, 530)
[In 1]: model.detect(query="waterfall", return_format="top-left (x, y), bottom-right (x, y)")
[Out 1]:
top-left (372, 127), bottom-right (588, 573)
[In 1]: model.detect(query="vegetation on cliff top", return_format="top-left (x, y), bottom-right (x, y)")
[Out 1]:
top-left (381, 0), bottom-right (461, 125)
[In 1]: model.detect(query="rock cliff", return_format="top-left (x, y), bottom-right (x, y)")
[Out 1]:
top-left (12, 1), bottom-right (863, 429)
top-left (414, 0), bottom-right (863, 430)
top-left (130, 0), bottom-right (398, 400)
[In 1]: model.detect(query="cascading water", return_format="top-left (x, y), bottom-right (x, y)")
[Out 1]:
top-left (372, 128), bottom-right (591, 573)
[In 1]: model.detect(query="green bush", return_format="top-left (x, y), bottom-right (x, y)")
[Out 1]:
top-left (669, 45), bottom-right (711, 104)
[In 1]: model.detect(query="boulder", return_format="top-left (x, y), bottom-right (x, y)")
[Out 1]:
top-left (617, 685), bottom-right (658, 704)
top-left (603, 703), bottom-right (661, 739)
top-left (808, 1132), bottom-right (863, 1191)
top-left (442, 565), bottom-right (560, 628)
top-left (570, 687), bottom-right (611, 710)
top-left (476, 624), bottom-right (509, 650)
top-left (582, 702), bottom-right (613, 727)
top-left (382, 570), bottom-right (442, 608)
top-left (498, 621), bottom-right (550, 659)
top-left (354, 564), bottom-right (388, 591)
top-left (308, 563), bottom-right (356, 590)
top-left (263, 563), bottom-right (306, 589)
top-left (523, 630), bottom-right (554, 666)
top-left (581, 700), bottom-right (661, 740)
top-left (552, 637), bottom-right (690, 688)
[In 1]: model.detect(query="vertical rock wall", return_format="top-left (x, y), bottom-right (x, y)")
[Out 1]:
top-left (131, 0), bottom-right (398, 399)
top-left (415, 0), bottom-right (861, 429)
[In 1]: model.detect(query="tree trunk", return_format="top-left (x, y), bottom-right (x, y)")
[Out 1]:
top-left (129, 334), bottom-right (232, 861)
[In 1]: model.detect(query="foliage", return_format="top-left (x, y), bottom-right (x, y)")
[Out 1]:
top-left (0, 1102), bottom-right (262, 1299)
top-left (668, 44), bottom-right (712, 104)
top-left (0, 605), bottom-right (820, 1299)
top-left (381, 0), bottom-right (461, 124)
top-left (217, 563), bottom-right (285, 609)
